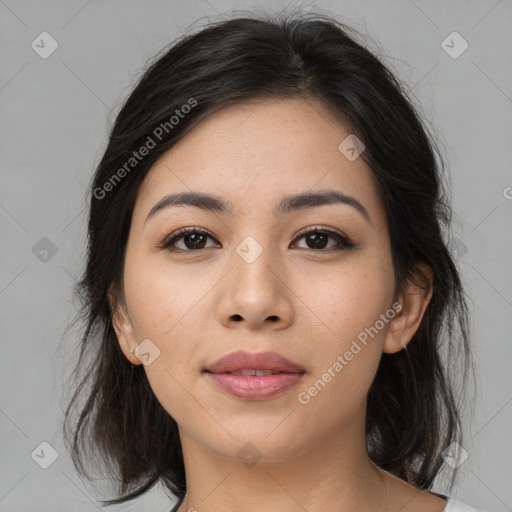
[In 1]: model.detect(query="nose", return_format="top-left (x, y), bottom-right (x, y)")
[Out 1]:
top-left (216, 243), bottom-right (294, 331)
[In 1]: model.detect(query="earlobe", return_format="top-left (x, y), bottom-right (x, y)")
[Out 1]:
top-left (383, 262), bottom-right (433, 354)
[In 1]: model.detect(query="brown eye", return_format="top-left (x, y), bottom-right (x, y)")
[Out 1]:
top-left (158, 227), bottom-right (219, 251)
top-left (291, 227), bottom-right (355, 251)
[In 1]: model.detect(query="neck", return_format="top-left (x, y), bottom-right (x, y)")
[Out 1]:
top-left (175, 410), bottom-right (387, 512)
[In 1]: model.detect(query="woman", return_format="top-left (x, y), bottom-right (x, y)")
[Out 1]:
top-left (63, 9), bottom-right (484, 512)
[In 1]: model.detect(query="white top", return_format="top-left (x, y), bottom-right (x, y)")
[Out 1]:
top-left (444, 498), bottom-right (487, 511)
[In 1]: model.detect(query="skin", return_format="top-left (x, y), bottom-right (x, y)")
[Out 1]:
top-left (111, 98), bottom-right (446, 512)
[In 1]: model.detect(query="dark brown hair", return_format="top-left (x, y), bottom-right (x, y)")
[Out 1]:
top-left (62, 7), bottom-right (474, 506)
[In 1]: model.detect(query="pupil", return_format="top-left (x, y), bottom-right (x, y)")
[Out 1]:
top-left (186, 233), bottom-right (206, 249)
top-left (308, 232), bottom-right (327, 249)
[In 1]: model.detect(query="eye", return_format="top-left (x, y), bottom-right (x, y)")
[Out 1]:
top-left (157, 227), bottom-right (219, 252)
top-left (291, 225), bottom-right (355, 251)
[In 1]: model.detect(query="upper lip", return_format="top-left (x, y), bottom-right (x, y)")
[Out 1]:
top-left (204, 350), bottom-right (305, 374)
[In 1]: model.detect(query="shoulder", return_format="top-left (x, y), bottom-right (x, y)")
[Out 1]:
top-left (444, 498), bottom-right (489, 512)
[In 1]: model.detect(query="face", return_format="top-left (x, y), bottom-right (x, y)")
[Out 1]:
top-left (113, 97), bottom-right (407, 463)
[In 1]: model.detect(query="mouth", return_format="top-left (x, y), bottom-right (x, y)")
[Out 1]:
top-left (202, 350), bottom-right (306, 400)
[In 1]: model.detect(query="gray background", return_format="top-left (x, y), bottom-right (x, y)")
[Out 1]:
top-left (1, 0), bottom-right (511, 510)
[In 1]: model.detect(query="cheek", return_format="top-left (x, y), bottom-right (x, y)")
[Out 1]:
top-left (123, 249), bottom-right (211, 340)
top-left (122, 249), bottom-right (210, 409)
top-left (122, 253), bottom-right (207, 421)
top-left (294, 254), bottom-right (395, 403)
top-left (300, 257), bottom-right (395, 344)
top-left (291, 267), bottom-right (393, 430)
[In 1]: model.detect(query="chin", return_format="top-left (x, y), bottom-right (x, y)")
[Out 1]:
top-left (203, 426), bottom-right (313, 464)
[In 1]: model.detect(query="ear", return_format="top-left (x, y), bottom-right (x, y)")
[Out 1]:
top-left (383, 262), bottom-right (434, 354)
top-left (108, 286), bottom-right (142, 366)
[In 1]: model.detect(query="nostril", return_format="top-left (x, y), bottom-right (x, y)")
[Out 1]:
top-left (232, 314), bottom-right (243, 321)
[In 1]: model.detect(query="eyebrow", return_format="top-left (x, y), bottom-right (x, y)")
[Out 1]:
top-left (144, 189), bottom-right (371, 225)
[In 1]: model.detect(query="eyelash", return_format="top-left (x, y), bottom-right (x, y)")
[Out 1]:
top-left (157, 225), bottom-right (356, 253)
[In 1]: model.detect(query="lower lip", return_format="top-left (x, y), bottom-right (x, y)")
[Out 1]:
top-left (204, 372), bottom-right (305, 400)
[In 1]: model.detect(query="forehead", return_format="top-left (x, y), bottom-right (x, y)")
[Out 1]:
top-left (134, 98), bottom-right (385, 224)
